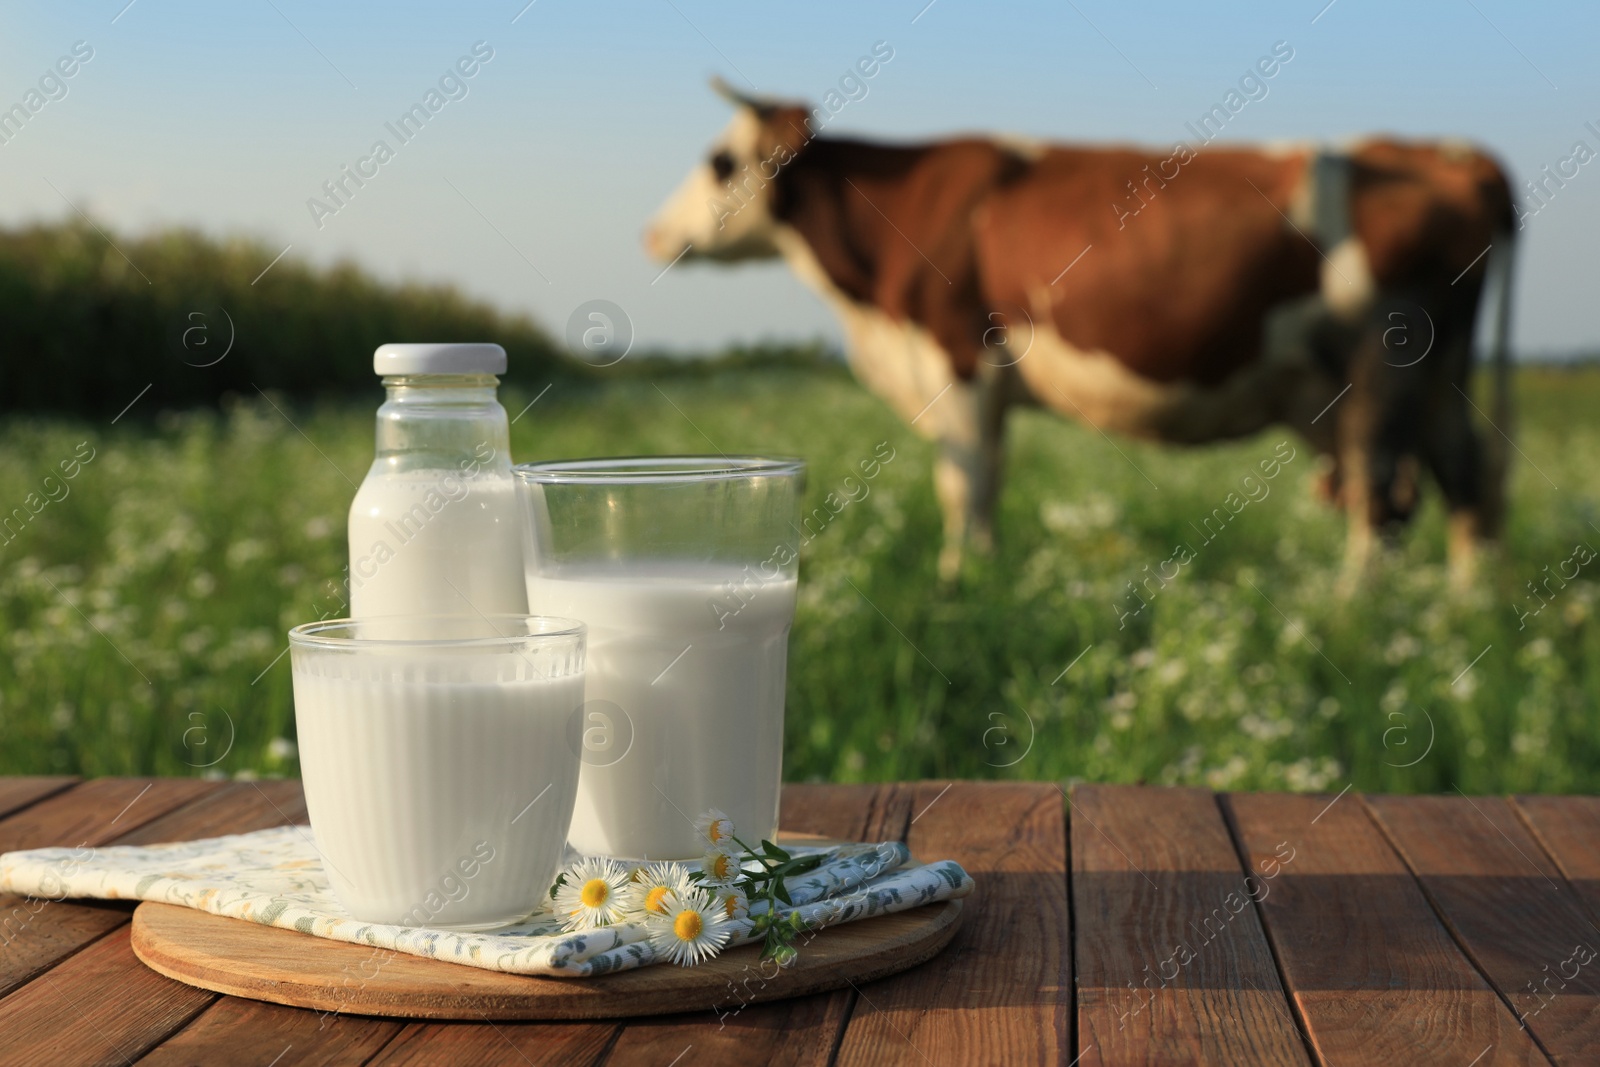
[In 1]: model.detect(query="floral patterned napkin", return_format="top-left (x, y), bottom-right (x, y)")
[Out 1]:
top-left (0, 826), bottom-right (972, 977)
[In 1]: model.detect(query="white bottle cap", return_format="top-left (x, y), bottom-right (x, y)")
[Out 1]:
top-left (373, 343), bottom-right (507, 376)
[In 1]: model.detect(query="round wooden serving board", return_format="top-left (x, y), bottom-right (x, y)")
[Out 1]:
top-left (129, 857), bottom-right (964, 1020)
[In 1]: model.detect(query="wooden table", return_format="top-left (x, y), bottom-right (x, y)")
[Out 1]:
top-left (0, 778), bottom-right (1597, 1065)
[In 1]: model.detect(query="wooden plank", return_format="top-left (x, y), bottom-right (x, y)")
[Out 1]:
top-left (1366, 794), bottom-right (1600, 1065)
top-left (597, 996), bottom-right (844, 1067)
top-left (370, 1021), bottom-right (617, 1066)
top-left (113, 779), bottom-right (307, 846)
top-left (831, 781), bottom-right (1068, 1067)
top-left (0, 777), bottom-right (77, 821)
top-left (0, 900), bottom-right (131, 1002)
top-left (595, 783), bottom-right (913, 1066)
top-left (6, 778), bottom-right (397, 1067)
top-left (1226, 792), bottom-right (1548, 1066)
top-left (0, 924), bottom-right (213, 1067)
top-left (1073, 784), bottom-right (1310, 1067)
top-left (0, 781), bottom-right (305, 998)
top-left (779, 783), bottom-right (895, 839)
top-left (0, 780), bottom-right (300, 998)
top-left (1512, 795), bottom-right (1600, 923)
top-left (0, 778), bottom-right (227, 998)
top-left (135, 998), bottom-right (403, 1067)
top-left (0, 777), bottom-right (218, 855)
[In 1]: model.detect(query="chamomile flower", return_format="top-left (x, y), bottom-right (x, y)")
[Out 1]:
top-left (700, 844), bottom-right (744, 886)
top-left (712, 886), bottom-right (750, 921)
top-left (624, 860), bottom-right (695, 919)
top-left (553, 857), bottom-right (630, 931)
top-left (695, 808), bottom-right (737, 848)
top-left (648, 886), bottom-right (732, 966)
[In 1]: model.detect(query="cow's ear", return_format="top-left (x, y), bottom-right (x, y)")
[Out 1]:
top-left (760, 105), bottom-right (813, 160)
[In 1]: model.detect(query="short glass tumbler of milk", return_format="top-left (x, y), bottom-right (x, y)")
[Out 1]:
top-left (516, 457), bottom-right (805, 859)
top-left (289, 615), bottom-right (585, 929)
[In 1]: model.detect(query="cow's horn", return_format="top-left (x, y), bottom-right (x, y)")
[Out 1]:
top-left (710, 75), bottom-right (762, 110)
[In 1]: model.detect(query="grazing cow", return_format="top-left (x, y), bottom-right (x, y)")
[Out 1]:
top-left (643, 81), bottom-right (1517, 583)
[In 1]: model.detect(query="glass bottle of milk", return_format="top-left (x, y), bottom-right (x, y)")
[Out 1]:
top-left (347, 343), bottom-right (528, 618)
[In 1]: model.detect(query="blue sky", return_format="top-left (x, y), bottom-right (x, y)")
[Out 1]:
top-left (2, 0), bottom-right (1597, 355)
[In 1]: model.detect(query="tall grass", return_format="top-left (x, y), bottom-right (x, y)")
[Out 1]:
top-left (1, 366), bottom-right (1595, 792)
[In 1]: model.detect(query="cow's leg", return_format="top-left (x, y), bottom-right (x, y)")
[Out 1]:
top-left (968, 367), bottom-right (1011, 556)
top-left (1272, 296), bottom-right (1360, 514)
top-left (1305, 317), bottom-right (1357, 512)
top-left (1335, 338), bottom-right (1383, 587)
top-left (1423, 323), bottom-right (1493, 587)
top-left (1336, 297), bottom-right (1429, 588)
top-left (930, 373), bottom-right (1008, 580)
top-left (1428, 407), bottom-right (1488, 586)
top-left (1336, 430), bottom-right (1377, 583)
top-left (835, 299), bottom-right (1016, 579)
top-left (933, 441), bottom-right (979, 581)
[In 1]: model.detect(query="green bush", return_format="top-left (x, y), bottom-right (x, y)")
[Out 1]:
top-left (0, 221), bottom-right (573, 417)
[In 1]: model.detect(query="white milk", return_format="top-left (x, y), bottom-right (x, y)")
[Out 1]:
top-left (348, 472), bottom-right (527, 617)
top-left (527, 564), bottom-right (797, 859)
top-left (293, 662), bottom-right (583, 928)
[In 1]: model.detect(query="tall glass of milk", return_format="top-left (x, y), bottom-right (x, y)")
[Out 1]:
top-left (516, 457), bottom-right (805, 860)
top-left (289, 614), bottom-right (586, 929)
top-left (348, 343), bottom-right (527, 618)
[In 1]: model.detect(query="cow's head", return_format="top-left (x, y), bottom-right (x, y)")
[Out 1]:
top-left (643, 78), bottom-right (812, 264)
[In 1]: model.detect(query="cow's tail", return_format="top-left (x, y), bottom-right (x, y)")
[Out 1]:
top-left (1483, 203), bottom-right (1517, 539)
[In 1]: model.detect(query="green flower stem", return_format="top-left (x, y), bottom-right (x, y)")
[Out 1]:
top-left (718, 831), bottom-right (815, 964)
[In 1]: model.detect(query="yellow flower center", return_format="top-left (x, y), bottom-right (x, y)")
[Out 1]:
top-left (710, 854), bottom-right (731, 879)
top-left (674, 909), bottom-right (703, 941)
top-left (708, 821), bottom-right (728, 844)
top-left (644, 885), bottom-right (672, 914)
top-left (579, 878), bottom-right (610, 908)
top-left (723, 895), bottom-right (739, 918)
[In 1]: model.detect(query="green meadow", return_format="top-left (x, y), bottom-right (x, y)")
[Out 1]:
top-left (1, 365), bottom-right (1596, 793)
